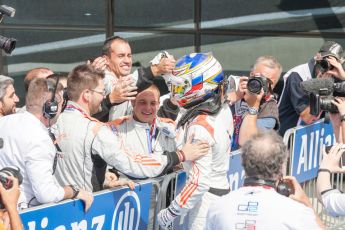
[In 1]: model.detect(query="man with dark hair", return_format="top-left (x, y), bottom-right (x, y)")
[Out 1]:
top-left (0, 75), bottom-right (19, 117)
top-left (53, 64), bottom-right (209, 192)
top-left (206, 131), bottom-right (325, 229)
top-left (0, 78), bottom-right (93, 210)
top-left (91, 35), bottom-right (175, 121)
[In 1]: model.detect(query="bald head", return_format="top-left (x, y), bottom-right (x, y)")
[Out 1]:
top-left (24, 68), bottom-right (54, 92)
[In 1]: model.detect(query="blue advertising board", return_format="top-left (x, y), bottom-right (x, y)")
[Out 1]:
top-left (228, 149), bottom-right (245, 191)
top-left (20, 182), bottom-right (152, 230)
top-left (291, 120), bottom-right (335, 183)
top-left (173, 171), bottom-right (188, 230)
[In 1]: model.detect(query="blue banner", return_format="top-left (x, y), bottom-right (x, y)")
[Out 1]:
top-left (173, 171), bottom-right (189, 230)
top-left (228, 149), bottom-right (245, 191)
top-left (291, 120), bottom-right (335, 183)
top-left (20, 182), bottom-right (152, 230)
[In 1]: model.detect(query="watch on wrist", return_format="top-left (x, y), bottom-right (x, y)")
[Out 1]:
top-left (70, 185), bottom-right (80, 199)
top-left (247, 107), bottom-right (258, 115)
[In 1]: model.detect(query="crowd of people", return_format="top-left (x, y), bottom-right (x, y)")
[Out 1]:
top-left (0, 36), bottom-right (345, 229)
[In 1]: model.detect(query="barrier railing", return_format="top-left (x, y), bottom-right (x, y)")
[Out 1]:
top-left (283, 119), bottom-right (345, 229)
top-left (19, 119), bottom-right (345, 229)
top-left (20, 181), bottom-right (154, 230)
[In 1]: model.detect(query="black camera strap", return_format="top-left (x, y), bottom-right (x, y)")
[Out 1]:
top-left (243, 177), bottom-right (276, 189)
top-left (48, 129), bottom-right (62, 175)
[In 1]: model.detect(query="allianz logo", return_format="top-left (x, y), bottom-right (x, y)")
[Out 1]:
top-left (112, 191), bottom-right (141, 230)
top-left (27, 191), bottom-right (142, 230)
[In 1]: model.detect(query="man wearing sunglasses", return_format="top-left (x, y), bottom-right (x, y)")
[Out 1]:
top-left (228, 56), bottom-right (282, 149)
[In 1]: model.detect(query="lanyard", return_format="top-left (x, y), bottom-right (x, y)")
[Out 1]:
top-left (146, 118), bottom-right (157, 154)
top-left (65, 104), bottom-right (99, 122)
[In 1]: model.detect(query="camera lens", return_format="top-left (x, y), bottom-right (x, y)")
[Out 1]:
top-left (317, 59), bottom-right (333, 73)
top-left (320, 97), bottom-right (339, 113)
top-left (247, 78), bottom-right (263, 94)
top-left (0, 35), bottom-right (16, 54)
top-left (0, 167), bottom-right (23, 189)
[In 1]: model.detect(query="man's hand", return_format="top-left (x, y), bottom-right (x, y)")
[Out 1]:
top-left (0, 177), bottom-right (20, 211)
top-left (157, 207), bottom-right (176, 229)
top-left (108, 75), bottom-right (138, 104)
top-left (182, 134), bottom-right (210, 161)
top-left (76, 189), bottom-right (94, 212)
top-left (103, 171), bottom-right (135, 190)
top-left (244, 88), bottom-right (264, 109)
top-left (284, 176), bottom-right (313, 208)
top-left (88, 56), bottom-right (108, 72)
top-left (326, 56), bottom-right (345, 80)
top-left (236, 76), bottom-right (248, 100)
top-left (151, 55), bottom-right (176, 77)
top-left (320, 143), bottom-right (345, 174)
top-left (331, 97), bottom-right (345, 116)
top-left (0, 177), bottom-right (24, 230)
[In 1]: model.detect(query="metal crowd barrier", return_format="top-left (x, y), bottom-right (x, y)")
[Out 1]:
top-left (19, 118), bottom-right (345, 229)
top-left (283, 119), bottom-right (345, 230)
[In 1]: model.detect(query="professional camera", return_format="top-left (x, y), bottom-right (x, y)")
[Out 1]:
top-left (0, 166), bottom-right (23, 189)
top-left (316, 58), bottom-right (333, 73)
top-left (300, 77), bottom-right (345, 115)
top-left (247, 74), bottom-right (272, 96)
top-left (0, 35), bottom-right (16, 54)
top-left (0, 5), bottom-right (16, 54)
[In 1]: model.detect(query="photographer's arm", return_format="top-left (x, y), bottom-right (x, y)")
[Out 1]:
top-left (326, 57), bottom-right (345, 80)
top-left (285, 176), bottom-right (325, 230)
top-left (238, 89), bottom-right (263, 146)
top-left (299, 106), bottom-right (321, 124)
top-left (0, 177), bottom-right (24, 230)
top-left (317, 144), bottom-right (345, 216)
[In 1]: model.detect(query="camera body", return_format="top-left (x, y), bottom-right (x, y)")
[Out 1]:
top-left (0, 5), bottom-right (16, 54)
top-left (301, 78), bottom-right (345, 115)
top-left (309, 89), bottom-right (339, 115)
top-left (316, 58), bottom-right (334, 73)
top-left (247, 75), bottom-right (271, 95)
top-left (243, 177), bottom-right (294, 197)
top-left (0, 166), bottom-right (23, 189)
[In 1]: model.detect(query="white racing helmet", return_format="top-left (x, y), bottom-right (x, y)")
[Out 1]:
top-left (170, 52), bottom-right (224, 108)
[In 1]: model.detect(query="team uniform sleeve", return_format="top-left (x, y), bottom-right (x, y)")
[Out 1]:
top-left (168, 124), bottom-right (215, 216)
top-left (321, 189), bottom-right (345, 216)
top-left (91, 125), bottom-right (179, 178)
top-left (25, 139), bottom-right (64, 204)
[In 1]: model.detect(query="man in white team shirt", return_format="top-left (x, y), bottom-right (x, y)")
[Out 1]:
top-left (206, 131), bottom-right (325, 230)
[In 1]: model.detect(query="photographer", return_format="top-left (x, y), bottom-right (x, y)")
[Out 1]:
top-left (317, 144), bottom-right (345, 216)
top-left (206, 131), bottom-right (325, 229)
top-left (278, 41), bottom-right (345, 136)
top-left (228, 56), bottom-right (282, 149)
top-left (0, 177), bottom-right (24, 230)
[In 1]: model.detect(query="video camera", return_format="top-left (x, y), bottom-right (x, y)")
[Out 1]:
top-left (300, 77), bottom-right (345, 115)
top-left (0, 5), bottom-right (16, 54)
top-left (247, 74), bottom-right (273, 96)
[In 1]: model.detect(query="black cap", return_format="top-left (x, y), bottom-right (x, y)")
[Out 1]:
top-left (319, 41), bottom-right (344, 60)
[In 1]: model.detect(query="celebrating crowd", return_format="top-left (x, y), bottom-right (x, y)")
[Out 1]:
top-left (1, 36), bottom-right (345, 229)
